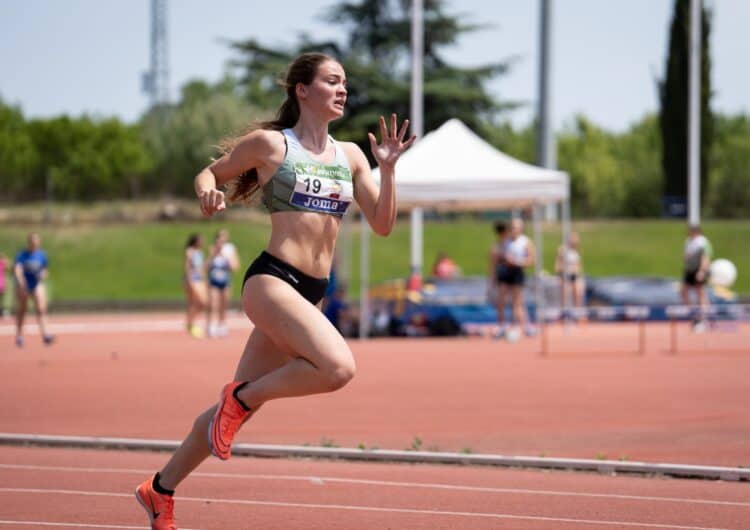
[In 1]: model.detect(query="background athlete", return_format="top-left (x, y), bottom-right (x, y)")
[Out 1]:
top-left (206, 229), bottom-right (239, 337)
top-left (183, 233), bottom-right (207, 339)
top-left (499, 218), bottom-right (537, 339)
top-left (135, 52), bottom-right (414, 529)
top-left (13, 232), bottom-right (54, 347)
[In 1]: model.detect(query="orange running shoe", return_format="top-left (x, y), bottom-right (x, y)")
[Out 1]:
top-left (135, 475), bottom-right (177, 530)
top-left (208, 381), bottom-right (253, 460)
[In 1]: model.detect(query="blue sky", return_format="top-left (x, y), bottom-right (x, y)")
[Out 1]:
top-left (0, 0), bottom-right (747, 131)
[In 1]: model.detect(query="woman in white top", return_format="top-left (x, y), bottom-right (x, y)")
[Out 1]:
top-left (499, 218), bottom-right (536, 337)
top-left (183, 233), bottom-right (207, 338)
top-left (555, 232), bottom-right (585, 312)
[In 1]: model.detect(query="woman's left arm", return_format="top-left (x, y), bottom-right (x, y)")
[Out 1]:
top-left (347, 115), bottom-right (415, 236)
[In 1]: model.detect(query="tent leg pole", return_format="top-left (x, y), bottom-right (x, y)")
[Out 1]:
top-left (359, 214), bottom-right (370, 340)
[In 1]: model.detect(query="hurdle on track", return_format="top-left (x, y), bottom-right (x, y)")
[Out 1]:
top-left (538, 303), bottom-right (749, 357)
top-left (664, 303), bottom-right (750, 355)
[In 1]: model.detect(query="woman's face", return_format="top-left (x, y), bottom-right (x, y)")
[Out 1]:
top-left (511, 220), bottom-right (523, 237)
top-left (298, 60), bottom-right (347, 120)
top-left (28, 234), bottom-right (41, 250)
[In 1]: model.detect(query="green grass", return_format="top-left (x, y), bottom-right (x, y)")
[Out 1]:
top-left (1, 218), bottom-right (748, 301)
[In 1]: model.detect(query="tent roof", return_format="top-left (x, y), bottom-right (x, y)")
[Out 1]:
top-left (371, 118), bottom-right (568, 210)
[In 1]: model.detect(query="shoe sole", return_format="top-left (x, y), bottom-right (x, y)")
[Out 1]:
top-left (208, 387), bottom-right (231, 460)
top-left (134, 488), bottom-right (156, 529)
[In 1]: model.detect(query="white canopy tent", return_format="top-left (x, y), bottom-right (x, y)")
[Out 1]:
top-left (357, 118), bottom-right (571, 337)
top-left (371, 118), bottom-right (568, 208)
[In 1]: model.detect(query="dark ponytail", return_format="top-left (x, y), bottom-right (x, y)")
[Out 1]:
top-left (223, 52), bottom-right (337, 204)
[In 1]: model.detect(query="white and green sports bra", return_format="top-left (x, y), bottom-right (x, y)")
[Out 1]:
top-left (261, 128), bottom-right (354, 217)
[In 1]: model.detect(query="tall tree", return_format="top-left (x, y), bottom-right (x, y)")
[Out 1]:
top-left (658, 0), bottom-right (713, 213)
top-left (706, 113), bottom-right (750, 218)
top-left (0, 98), bottom-right (39, 200)
top-left (227, 0), bottom-right (517, 164)
top-left (139, 76), bottom-right (263, 196)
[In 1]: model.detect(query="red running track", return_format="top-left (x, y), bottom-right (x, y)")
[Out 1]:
top-left (1, 313), bottom-right (749, 528)
top-left (1, 313), bottom-right (748, 466)
top-left (0, 446), bottom-right (748, 529)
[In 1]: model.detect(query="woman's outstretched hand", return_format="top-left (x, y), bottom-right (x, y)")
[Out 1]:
top-left (368, 114), bottom-right (416, 169)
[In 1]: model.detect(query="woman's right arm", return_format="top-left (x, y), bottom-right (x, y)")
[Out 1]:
top-left (13, 262), bottom-right (26, 291)
top-left (194, 130), bottom-right (274, 217)
top-left (554, 246), bottom-right (564, 274)
top-left (488, 248), bottom-right (497, 280)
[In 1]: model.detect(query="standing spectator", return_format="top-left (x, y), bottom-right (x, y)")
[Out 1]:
top-left (500, 218), bottom-right (537, 338)
top-left (488, 221), bottom-right (510, 337)
top-left (217, 229), bottom-right (239, 272)
top-left (184, 234), bottom-right (207, 338)
top-left (555, 232), bottom-right (585, 314)
top-left (681, 224), bottom-right (712, 332)
top-left (0, 253), bottom-right (8, 318)
top-left (206, 230), bottom-right (240, 337)
top-left (13, 233), bottom-right (54, 347)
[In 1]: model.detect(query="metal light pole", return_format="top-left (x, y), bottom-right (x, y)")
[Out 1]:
top-left (687, 0), bottom-right (701, 226)
top-left (538, 0), bottom-right (557, 222)
top-left (409, 0), bottom-right (424, 289)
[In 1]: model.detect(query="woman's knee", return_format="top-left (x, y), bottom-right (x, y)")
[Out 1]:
top-left (324, 356), bottom-right (356, 391)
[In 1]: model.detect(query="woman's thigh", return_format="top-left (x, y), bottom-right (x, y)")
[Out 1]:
top-left (185, 280), bottom-right (207, 305)
top-left (208, 287), bottom-right (220, 310)
top-left (510, 285), bottom-right (524, 305)
top-left (233, 326), bottom-right (293, 382)
top-left (31, 284), bottom-right (48, 313)
top-left (15, 286), bottom-right (28, 311)
top-left (242, 275), bottom-right (352, 372)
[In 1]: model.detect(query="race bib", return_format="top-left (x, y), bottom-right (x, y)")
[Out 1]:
top-left (209, 268), bottom-right (229, 283)
top-left (289, 162), bottom-right (353, 214)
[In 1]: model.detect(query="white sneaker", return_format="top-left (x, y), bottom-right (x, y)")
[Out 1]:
top-left (692, 320), bottom-right (707, 334)
top-left (506, 327), bottom-right (521, 343)
top-left (492, 326), bottom-right (507, 340)
top-left (216, 324), bottom-right (229, 337)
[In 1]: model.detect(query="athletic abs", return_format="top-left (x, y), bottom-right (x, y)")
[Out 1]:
top-left (266, 211), bottom-right (340, 279)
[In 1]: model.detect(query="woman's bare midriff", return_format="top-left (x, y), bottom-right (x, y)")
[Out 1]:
top-left (266, 210), bottom-right (341, 279)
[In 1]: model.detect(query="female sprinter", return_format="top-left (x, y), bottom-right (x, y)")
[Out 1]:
top-left (135, 52), bottom-right (415, 529)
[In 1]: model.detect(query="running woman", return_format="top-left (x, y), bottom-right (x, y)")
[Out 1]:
top-left (135, 52), bottom-right (415, 529)
top-left (13, 232), bottom-right (54, 347)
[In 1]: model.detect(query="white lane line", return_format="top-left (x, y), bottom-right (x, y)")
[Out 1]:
top-left (0, 522), bottom-right (145, 529)
top-left (1, 463), bottom-right (747, 508)
top-left (0, 521), bottom-right (200, 530)
top-left (0, 317), bottom-right (249, 336)
top-left (0, 487), bottom-right (731, 530)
